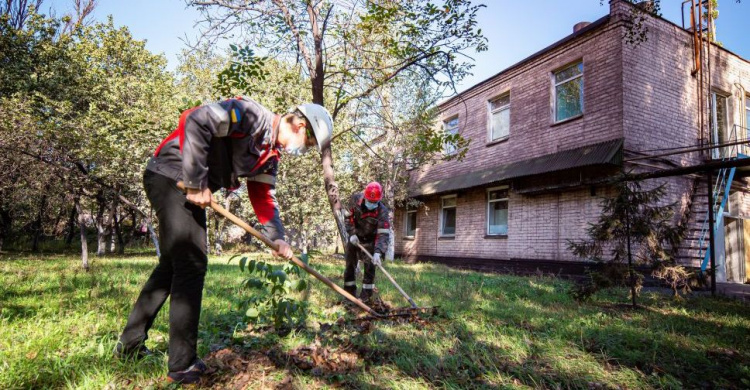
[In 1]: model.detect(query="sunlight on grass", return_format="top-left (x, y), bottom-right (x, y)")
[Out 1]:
top-left (1, 252), bottom-right (749, 389)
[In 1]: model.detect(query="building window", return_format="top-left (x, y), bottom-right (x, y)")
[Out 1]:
top-left (439, 195), bottom-right (456, 236)
top-left (553, 61), bottom-right (584, 122)
top-left (745, 94), bottom-right (750, 137)
top-left (710, 91), bottom-right (729, 159)
top-left (488, 93), bottom-right (510, 142)
top-left (404, 209), bottom-right (417, 238)
top-left (443, 117), bottom-right (459, 156)
top-left (487, 187), bottom-right (509, 235)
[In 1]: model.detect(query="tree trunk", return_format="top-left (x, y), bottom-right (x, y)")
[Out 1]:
top-left (320, 146), bottom-right (348, 250)
top-left (75, 196), bottom-right (89, 271)
top-left (109, 188), bottom-right (120, 253)
top-left (308, 6), bottom-right (348, 251)
top-left (65, 203), bottom-right (76, 245)
top-left (114, 205), bottom-right (125, 255)
top-left (32, 192), bottom-right (48, 252)
top-left (0, 206), bottom-right (12, 252)
top-left (51, 199), bottom-right (67, 236)
top-left (95, 190), bottom-right (108, 256)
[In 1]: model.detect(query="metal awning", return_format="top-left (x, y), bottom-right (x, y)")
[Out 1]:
top-left (409, 138), bottom-right (623, 197)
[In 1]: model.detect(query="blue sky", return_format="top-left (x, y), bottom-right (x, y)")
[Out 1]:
top-left (46, 0), bottom-right (749, 93)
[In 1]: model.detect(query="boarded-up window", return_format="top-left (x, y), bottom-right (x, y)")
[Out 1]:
top-left (489, 94), bottom-right (510, 141)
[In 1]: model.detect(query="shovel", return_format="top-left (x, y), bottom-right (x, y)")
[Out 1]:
top-left (176, 182), bottom-right (382, 317)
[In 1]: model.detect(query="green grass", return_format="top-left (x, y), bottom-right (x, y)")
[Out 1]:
top-left (1, 251), bottom-right (749, 389)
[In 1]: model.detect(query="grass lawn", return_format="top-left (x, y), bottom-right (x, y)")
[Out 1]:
top-left (1, 251), bottom-right (749, 389)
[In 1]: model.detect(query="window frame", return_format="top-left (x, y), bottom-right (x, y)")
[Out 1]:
top-left (404, 208), bottom-right (417, 238)
top-left (487, 93), bottom-right (511, 143)
top-left (439, 195), bottom-right (457, 237)
top-left (551, 61), bottom-right (584, 123)
top-left (486, 186), bottom-right (509, 236)
top-left (442, 116), bottom-right (459, 156)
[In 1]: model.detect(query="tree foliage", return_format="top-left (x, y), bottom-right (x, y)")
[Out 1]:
top-left (0, 5), bottom-right (175, 260)
top-left (188, 0), bottom-right (487, 248)
top-left (568, 179), bottom-right (689, 305)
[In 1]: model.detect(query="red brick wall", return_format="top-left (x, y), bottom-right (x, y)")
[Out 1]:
top-left (409, 4), bottom-right (625, 188)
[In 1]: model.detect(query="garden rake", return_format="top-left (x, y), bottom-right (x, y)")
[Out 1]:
top-left (355, 242), bottom-right (438, 317)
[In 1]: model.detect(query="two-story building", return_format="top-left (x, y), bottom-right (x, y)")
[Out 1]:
top-left (394, 0), bottom-right (750, 284)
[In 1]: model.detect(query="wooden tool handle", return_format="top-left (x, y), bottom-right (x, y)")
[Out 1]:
top-left (176, 182), bottom-right (381, 317)
top-left (356, 242), bottom-right (418, 308)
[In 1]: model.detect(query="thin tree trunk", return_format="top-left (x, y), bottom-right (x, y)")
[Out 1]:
top-left (109, 188), bottom-right (120, 253)
top-left (626, 203), bottom-right (636, 308)
top-left (65, 202), bottom-right (76, 245)
top-left (95, 190), bottom-right (108, 256)
top-left (32, 192), bottom-right (48, 252)
top-left (75, 196), bottom-right (89, 271)
top-left (114, 207), bottom-right (125, 255)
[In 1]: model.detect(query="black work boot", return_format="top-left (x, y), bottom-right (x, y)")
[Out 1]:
top-left (343, 283), bottom-right (357, 297)
top-left (359, 288), bottom-right (373, 304)
top-left (167, 358), bottom-right (207, 384)
top-left (113, 341), bottom-right (153, 360)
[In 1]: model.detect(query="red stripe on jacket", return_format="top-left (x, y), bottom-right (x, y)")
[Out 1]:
top-left (153, 106), bottom-right (200, 156)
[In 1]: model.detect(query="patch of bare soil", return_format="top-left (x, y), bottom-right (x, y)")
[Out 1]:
top-left (200, 347), bottom-right (282, 389)
top-left (267, 342), bottom-right (361, 376)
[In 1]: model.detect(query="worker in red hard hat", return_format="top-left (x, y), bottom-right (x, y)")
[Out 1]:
top-left (343, 181), bottom-right (391, 304)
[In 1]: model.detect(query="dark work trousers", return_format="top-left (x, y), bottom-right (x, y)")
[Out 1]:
top-left (119, 170), bottom-right (208, 372)
top-left (343, 242), bottom-right (376, 295)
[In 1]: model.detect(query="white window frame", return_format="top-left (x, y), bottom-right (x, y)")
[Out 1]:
top-left (442, 116), bottom-right (459, 156)
top-left (404, 209), bottom-right (417, 238)
top-left (710, 91), bottom-right (729, 159)
top-left (486, 186), bottom-right (509, 236)
top-left (439, 195), bottom-right (457, 237)
top-left (552, 61), bottom-right (584, 123)
top-left (487, 93), bottom-right (511, 142)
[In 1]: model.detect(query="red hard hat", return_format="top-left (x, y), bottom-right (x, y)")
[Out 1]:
top-left (364, 182), bottom-right (382, 202)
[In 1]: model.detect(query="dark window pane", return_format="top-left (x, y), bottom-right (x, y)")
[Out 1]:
top-left (489, 188), bottom-right (509, 200)
top-left (442, 208), bottom-right (456, 235)
top-left (406, 212), bottom-right (417, 236)
top-left (555, 62), bottom-right (583, 83)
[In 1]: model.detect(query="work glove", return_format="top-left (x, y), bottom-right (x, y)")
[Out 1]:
top-left (372, 253), bottom-right (382, 267)
top-left (349, 235), bottom-right (359, 245)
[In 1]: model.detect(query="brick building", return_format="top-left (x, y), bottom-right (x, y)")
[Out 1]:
top-left (393, 0), bottom-right (750, 284)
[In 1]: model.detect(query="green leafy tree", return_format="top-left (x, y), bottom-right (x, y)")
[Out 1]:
top-left (188, 0), bottom-right (487, 248)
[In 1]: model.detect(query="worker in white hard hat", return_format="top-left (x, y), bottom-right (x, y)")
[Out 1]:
top-left (115, 96), bottom-right (333, 384)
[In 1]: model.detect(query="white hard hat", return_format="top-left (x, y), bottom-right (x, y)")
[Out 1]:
top-left (296, 103), bottom-right (333, 151)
